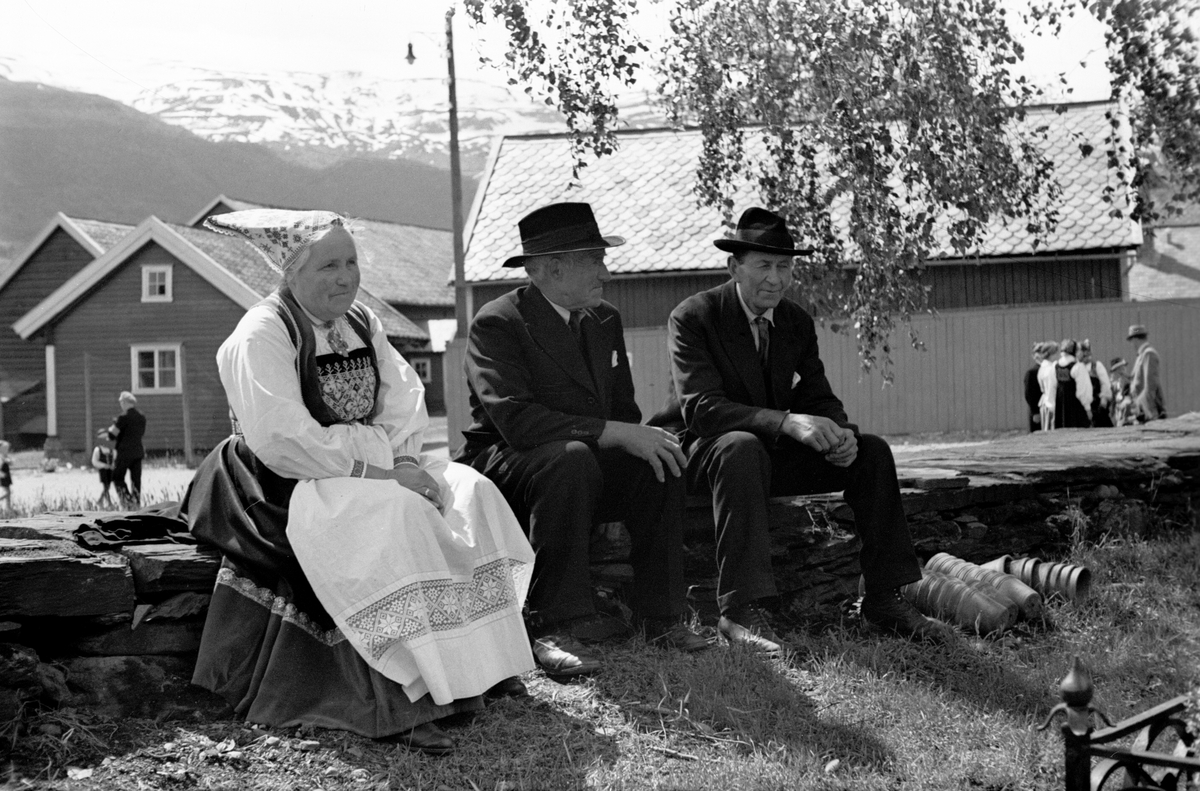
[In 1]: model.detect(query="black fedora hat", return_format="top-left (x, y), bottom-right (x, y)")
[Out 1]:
top-left (713, 207), bottom-right (813, 256)
top-left (502, 202), bottom-right (625, 268)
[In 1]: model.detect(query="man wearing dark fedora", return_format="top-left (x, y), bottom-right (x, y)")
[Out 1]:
top-left (650, 207), bottom-right (948, 653)
top-left (457, 202), bottom-right (708, 678)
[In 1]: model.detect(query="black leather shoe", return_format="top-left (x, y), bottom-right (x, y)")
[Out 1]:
top-left (380, 721), bottom-right (454, 755)
top-left (643, 618), bottom-right (710, 652)
top-left (718, 604), bottom-right (784, 656)
top-left (861, 589), bottom-right (951, 642)
top-left (532, 633), bottom-right (602, 677)
top-left (485, 675), bottom-right (529, 700)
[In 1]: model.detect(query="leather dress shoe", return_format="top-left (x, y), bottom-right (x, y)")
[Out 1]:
top-left (380, 721), bottom-right (454, 755)
top-left (861, 589), bottom-right (951, 642)
top-left (485, 675), bottom-right (529, 700)
top-left (532, 633), bottom-right (602, 677)
top-left (717, 604), bottom-right (784, 656)
top-left (643, 618), bottom-right (710, 652)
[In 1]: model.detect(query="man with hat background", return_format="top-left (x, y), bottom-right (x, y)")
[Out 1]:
top-left (650, 206), bottom-right (948, 652)
top-left (1127, 324), bottom-right (1166, 422)
top-left (457, 202), bottom-right (708, 679)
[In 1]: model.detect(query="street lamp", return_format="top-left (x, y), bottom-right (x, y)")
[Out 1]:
top-left (406, 8), bottom-right (469, 340)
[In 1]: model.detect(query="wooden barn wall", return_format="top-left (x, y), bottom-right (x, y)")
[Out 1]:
top-left (445, 298), bottom-right (1200, 453)
top-left (468, 273), bottom-right (730, 329)
top-left (923, 257), bottom-right (1123, 310)
top-left (0, 229), bottom-right (96, 386)
top-left (49, 242), bottom-right (244, 455)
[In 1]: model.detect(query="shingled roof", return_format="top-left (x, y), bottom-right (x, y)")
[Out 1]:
top-left (69, 218), bottom-right (136, 252)
top-left (193, 195), bottom-right (454, 308)
top-left (168, 222), bottom-right (429, 342)
top-left (464, 102), bottom-right (1142, 284)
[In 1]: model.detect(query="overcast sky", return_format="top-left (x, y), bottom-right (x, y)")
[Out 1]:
top-left (2, 0), bottom-right (1112, 105)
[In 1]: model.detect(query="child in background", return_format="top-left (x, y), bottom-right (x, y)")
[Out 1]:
top-left (0, 440), bottom-right (11, 511)
top-left (91, 439), bottom-right (117, 507)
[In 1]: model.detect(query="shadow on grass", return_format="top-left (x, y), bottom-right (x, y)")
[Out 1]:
top-left (587, 640), bottom-right (895, 772)
top-left (804, 617), bottom-right (1058, 721)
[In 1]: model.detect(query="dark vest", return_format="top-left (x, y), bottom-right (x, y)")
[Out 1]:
top-left (259, 288), bottom-right (380, 426)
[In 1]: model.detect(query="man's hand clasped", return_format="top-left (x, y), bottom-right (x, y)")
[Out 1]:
top-left (782, 413), bottom-right (857, 468)
top-left (598, 422), bottom-right (687, 482)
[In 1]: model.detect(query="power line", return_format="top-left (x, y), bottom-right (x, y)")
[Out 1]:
top-left (21, 0), bottom-right (148, 92)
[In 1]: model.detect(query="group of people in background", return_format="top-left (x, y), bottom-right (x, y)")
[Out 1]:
top-left (1025, 323), bottom-right (1166, 432)
top-left (0, 391), bottom-right (145, 514)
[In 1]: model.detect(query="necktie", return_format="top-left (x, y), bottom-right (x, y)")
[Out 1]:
top-left (754, 316), bottom-right (770, 369)
top-left (324, 320), bottom-right (350, 356)
top-left (569, 310), bottom-right (594, 375)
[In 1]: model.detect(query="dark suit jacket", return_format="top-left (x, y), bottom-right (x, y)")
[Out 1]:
top-left (111, 407), bottom-right (147, 461)
top-left (457, 284), bottom-right (640, 459)
top-left (649, 280), bottom-right (853, 449)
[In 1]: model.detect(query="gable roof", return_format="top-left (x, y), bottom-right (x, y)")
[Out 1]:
top-left (464, 102), bottom-right (1143, 284)
top-left (186, 194), bottom-right (271, 227)
top-left (0, 213), bottom-right (134, 295)
top-left (192, 195), bottom-right (455, 307)
top-left (12, 216), bottom-right (427, 343)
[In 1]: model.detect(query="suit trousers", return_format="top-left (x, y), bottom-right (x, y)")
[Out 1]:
top-left (687, 431), bottom-right (921, 613)
top-left (467, 440), bottom-right (686, 630)
top-left (113, 456), bottom-right (142, 508)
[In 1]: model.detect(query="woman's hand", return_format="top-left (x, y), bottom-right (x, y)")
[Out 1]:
top-left (383, 466), bottom-right (444, 510)
top-left (365, 464), bottom-right (444, 509)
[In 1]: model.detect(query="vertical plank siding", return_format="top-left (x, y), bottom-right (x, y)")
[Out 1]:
top-left (796, 299), bottom-right (1200, 435)
top-left (922, 258), bottom-right (1121, 310)
top-left (51, 243), bottom-right (245, 454)
top-left (445, 298), bottom-right (1199, 452)
top-left (0, 230), bottom-right (95, 385)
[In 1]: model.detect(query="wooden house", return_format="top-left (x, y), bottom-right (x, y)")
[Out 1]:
top-left (189, 196), bottom-right (457, 413)
top-left (462, 102), bottom-right (1139, 325)
top-left (11, 216), bottom-right (427, 456)
top-left (1129, 187), bottom-right (1200, 300)
top-left (443, 102), bottom-right (1176, 448)
top-left (0, 214), bottom-right (133, 448)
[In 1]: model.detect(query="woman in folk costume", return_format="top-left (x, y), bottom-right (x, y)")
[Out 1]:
top-left (1036, 340), bottom-right (1060, 431)
top-left (1050, 338), bottom-right (1093, 429)
top-left (182, 209), bottom-right (535, 755)
top-left (1024, 342), bottom-right (1048, 432)
top-left (1078, 339), bottom-right (1113, 428)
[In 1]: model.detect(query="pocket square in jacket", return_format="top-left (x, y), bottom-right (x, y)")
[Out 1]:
top-left (792, 372), bottom-right (802, 387)
top-left (612, 350), bottom-right (620, 367)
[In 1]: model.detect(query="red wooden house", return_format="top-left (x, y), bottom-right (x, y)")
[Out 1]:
top-left (0, 214), bottom-right (133, 447)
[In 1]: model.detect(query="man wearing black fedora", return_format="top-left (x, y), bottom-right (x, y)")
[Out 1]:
top-left (457, 202), bottom-right (709, 678)
top-left (650, 207), bottom-right (948, 652)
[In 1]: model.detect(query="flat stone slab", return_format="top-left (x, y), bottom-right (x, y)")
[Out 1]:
top-left (0, 538), bottom-right (134, 618)
top-left (892, 415), bottom-right (1200, 483)
top-left (121, 543), bottom-right (221, 596)
top-left (0, 511), bottom-right (108, 542)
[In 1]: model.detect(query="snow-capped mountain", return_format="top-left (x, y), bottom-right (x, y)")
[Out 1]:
top-left (129, 67), bottom-right (574, 171)
top-left (0, 52), bottom-right (667, 173)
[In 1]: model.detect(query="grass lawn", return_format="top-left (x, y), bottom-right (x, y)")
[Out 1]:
top-left (4, 524), bottom-right (1199, 790)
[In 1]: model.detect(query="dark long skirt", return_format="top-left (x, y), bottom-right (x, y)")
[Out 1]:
top-left (181, 437), bottom-right (479, 737)
top-left (1090, 376), bottom-right (1114, 427)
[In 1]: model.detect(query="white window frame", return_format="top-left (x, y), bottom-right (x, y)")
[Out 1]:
top-left (130, 343), bottom-right (182, 394)
top-left (409, 357), bottom-right (433, 384)
top-left (141, 264), bottom-right (173, 303)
